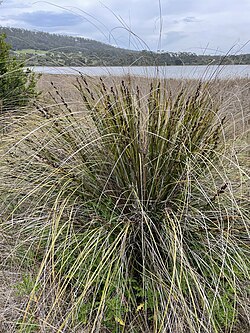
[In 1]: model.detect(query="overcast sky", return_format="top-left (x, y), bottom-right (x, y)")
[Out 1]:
top-left (1, 0), bottom-right (250, 54)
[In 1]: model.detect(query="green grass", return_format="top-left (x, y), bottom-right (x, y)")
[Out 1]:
top-left (1, 76), bottom-right (249, 332)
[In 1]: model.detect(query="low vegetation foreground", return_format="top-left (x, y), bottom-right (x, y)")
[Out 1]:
top-left (0, 68), bottom-right (249, 333)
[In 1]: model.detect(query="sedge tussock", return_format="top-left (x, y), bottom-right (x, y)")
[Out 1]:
top-left (0, 76), bottom-right (249, 333)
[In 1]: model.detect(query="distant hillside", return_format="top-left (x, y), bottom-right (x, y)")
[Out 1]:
top-left (1, 27), bottom-right (250, 66)
top-left (1, 26), bottom-right (131, 53)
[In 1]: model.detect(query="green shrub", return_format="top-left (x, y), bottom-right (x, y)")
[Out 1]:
top-left (0, 33), bottom-right (38, 111)
top-left (1, 77), bottom-right (249, 332)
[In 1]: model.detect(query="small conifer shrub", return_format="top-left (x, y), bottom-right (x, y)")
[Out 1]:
top-left (0, 33), bottom-right (38, 111)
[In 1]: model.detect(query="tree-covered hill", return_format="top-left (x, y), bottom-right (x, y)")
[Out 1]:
top-left (1, 26), bottom-right (130, 53)
top-left (1, 27), bottom-right (250, 66)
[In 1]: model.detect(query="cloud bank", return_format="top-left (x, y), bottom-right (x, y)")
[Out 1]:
top-left (1, 0), bottom-right (250, 53)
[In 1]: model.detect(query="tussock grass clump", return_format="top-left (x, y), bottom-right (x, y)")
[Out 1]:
top-left (1, 76), bottom-right (250, 332)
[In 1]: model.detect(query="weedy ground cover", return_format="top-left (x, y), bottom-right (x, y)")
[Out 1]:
top-left (0, 74), bottom-right (249, 332)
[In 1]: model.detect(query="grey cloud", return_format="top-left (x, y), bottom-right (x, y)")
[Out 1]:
top-left (14, 11), bottom-right (83, 27)
top-left (164, 31), bottom-right (187, 45)
top-left (183, 16), bottom-right (199, 23)
top-left (1, 0), bottom-right (30, 9)
top-left (163, 0), bottom-right (196, 15)
top-left (1, 0), bottom-right (250, 53)
top-left (173, 16), bottom-right (201, 24)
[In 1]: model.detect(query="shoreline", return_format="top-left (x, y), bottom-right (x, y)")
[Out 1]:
top-left (30, 64), bottom-right (250, 79)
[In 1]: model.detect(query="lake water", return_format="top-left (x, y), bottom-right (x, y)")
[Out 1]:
top-left (30, 65), bottom-right (250, 80)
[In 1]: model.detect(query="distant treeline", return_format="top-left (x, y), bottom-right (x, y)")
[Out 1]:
top-left (1, 27), bottom-right (250, 66)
